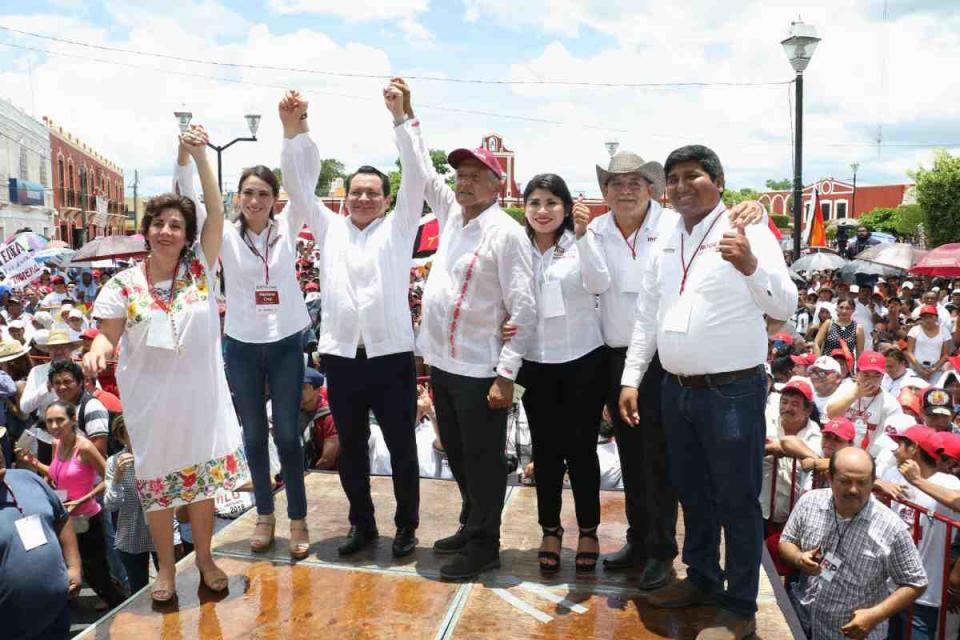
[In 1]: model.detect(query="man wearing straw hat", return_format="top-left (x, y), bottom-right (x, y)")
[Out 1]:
top-left (20, 329), bottom-right (82, 460)
top-left (0, 340), bottom-right (22, 466)
top-left (578, 149), bottom-right (765, 586)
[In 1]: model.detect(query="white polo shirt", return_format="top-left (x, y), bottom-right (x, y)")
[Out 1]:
top-left (577, 202), bottom-right (676, 348)
top-left (526, 230), bottom-right (603, 363)
top-left (175, 164), bottom-right (310, 344)
top-left (280, 121), bottom-right (425, 358)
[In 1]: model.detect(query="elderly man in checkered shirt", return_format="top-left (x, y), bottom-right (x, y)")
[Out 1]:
top-left (779, 447), bottom-right (926, 639)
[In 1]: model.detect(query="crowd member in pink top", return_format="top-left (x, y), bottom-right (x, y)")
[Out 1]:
top-left (16, 401), bottom-right (126, 607)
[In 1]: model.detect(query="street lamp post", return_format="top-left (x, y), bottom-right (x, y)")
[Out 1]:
top-left (604, 140), bottom-right (620, 158)
top-left (173, 111), bottom-right (261, 198)
top-left (781, 19), bottom-right (820, 260)
top-left (850, 162), bottom-right (859, 219)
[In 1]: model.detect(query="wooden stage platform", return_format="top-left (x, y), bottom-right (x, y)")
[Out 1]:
top-left (78, 473), bottom-right (797, 639)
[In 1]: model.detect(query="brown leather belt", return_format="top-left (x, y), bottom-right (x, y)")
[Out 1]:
top-left (668, 366), bottom-right (763, 390)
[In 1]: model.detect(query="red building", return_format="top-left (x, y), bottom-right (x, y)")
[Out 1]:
top-left (44, 117), bottom-right (126, 247)
top-left (759, 178), bottom-right (913, 224)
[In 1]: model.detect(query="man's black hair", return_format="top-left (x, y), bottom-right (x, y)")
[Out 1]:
top-left (664, 145), bottom-right (725, 190)
top-left (48, 359), bottom-right (84, 385)
top-left (345, 166), bottom-right (391, 198)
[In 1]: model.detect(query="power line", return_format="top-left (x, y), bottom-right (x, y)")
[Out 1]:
top-left (0, 39), bottom-right (627, 132)
top-left (0, 24), bottom-right (794, 89)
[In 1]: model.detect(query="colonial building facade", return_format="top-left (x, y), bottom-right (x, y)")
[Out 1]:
top-left (45, 117), bottom-right (125, 247)
top-left (759, 178), bottom-right (913, 223)
top-left (0, 98), bottom-right (55, 241)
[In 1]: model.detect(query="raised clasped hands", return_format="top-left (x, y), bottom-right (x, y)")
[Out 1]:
top-left (178, 124), bottom-right (209, 161)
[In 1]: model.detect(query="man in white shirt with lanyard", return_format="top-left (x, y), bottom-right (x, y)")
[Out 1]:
top-left (280, 82), bottom-right (426, 558)
top-left (397, 81), bottom-right (536, 580)
top-left (578, 150), bottom-right (764, 588)
top-left (619, 145), bottom-right (796, 639)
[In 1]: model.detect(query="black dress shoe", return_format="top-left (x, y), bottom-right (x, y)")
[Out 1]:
top-left (338, 526), bottom-right (379, 556)
top-left (602, 542), bottom-right (644, 571)
top-left (392, 527), bottom-right (418, 558)
top-left (433, 526), bottom-right (468, 555)
top-left (440, 550), bottom-right (500, 580)
top-left (637, 558), bottom-right (675, 590)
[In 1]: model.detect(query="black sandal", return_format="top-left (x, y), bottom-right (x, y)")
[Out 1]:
top-left (538, 526), bottom-right (564, 573)
top-left (575, 527), bottom-right (600, 574)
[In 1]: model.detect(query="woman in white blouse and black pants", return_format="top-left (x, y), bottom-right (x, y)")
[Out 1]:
top-left (174, 97), bottom-right (312, 559)
top-left (514, 174), bottom-right (607, 574)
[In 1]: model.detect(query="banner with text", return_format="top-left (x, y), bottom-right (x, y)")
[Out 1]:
top-left (0, 236), bottom-right (43, 289)
top-left (94, 196), bottom-right (109, 228)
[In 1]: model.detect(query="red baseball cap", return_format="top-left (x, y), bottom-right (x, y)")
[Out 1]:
top-left (304, 282), bottom-right (319, 292)
top-left (830, 348), bottom-right (854, 370)
top-left (51, 275), bottom-right (65, 285)
top-left (92, 270), bottom-right (102, 278)
top-left (822, 417), bottom-right (856, 443)
top-left (919, 304), bottom-right (939, 317)
top-left (81, 328), bottom-right (99, 340)
top-left (898, 386), bottom-right (926, 418)
top-left (949, 355), bottom-right (960, 373)
top-left (771, 332), bottom-right (794, 345)
top-left (93, 390), bottom-right (123, 413)
top-left (933, 431), bottom-right (960, 461)
top-left (447, 147), bottom-right (504, 179)
top-left (781, 379), bottom-right (813, 403)
top-left (889, 425), bottom-right (940, 458)
top-left (857, 350), bottom-right (886, 374)
top-left (790, 353), bottom-right (816, 366)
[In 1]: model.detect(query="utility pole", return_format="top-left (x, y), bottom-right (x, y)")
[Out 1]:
top-left (126, 169), bottom-right (140, 234)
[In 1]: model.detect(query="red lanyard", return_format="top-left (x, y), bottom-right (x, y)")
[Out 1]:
top-left (2, 481), bottom-right (26, 516)
top-left (243, 226), bottom-right (272, 285)
top-left (614, 220), bottom-right (641, 259)
top-left (679, 213), bottom-right (723, 294)
top-left (143, 257), bottom-right (181, 313)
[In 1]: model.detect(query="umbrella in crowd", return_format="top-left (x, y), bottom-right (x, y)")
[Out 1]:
top-left (32, 247), bottom-right (76, 265)
top-left (836, 259), bottom-right (906, 283)
top-left (70, 234), bottom-right (148, 264)
top-left (854, 243), bottom-right (928, 271)
top-left (910, 243), bottom-right (960, 277)
top-left (46, 240), bottom-right (70, 249)
top-left (789, 249), bottom-right (847, 273)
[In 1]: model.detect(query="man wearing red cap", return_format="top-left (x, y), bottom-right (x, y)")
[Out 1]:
top-left (883, 425), bottom-right (960, 638)
top-left (397, 80), bottom-right (536, 580)
top-left (39, 275), bottom-right (69, 308)
top-left (760, 379), bottom-right (821, 526)
top-left (782, 417), bottom-right (856, 491)
top-left (826, 350), bottom-right (903, 455)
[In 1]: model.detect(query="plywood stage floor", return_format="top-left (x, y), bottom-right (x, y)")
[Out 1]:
top-left (77, 473), bottom-right (797, 639)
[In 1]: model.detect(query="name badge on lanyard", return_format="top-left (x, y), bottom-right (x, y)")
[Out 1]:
top-left (147, 308), bottom-right (177, 350)
top-left (819, 551), bottom-right (843, 583)
top-left (540, 280), bottom-right (565, 318)
top-left (663, 294), bottom-right (693, 334)
top-left (16, 514), bottom-right (48, 551)
top-left (255, 285), bottom-right (280, 314)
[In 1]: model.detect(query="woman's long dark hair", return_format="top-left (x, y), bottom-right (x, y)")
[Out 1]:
top-left (237, 166), bottom-right (280, 236)
top-left (522, 173), bottom-right (574, 244)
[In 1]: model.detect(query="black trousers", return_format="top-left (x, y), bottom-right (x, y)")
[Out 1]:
top-left (605, 346), bottom-right (678, 561)
top-left (430, 367), bottom-right (508, 554)
top-left (517, 347), bottom-right (607, 531)
top-left (77, 511), bottom-right (127, 608)
top-left (324, 350), bottom-right (420, 531)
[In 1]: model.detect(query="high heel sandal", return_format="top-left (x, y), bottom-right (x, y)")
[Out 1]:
top-left (199, 566), bottom-right (229, 592)
top-left (538, 526), bottom-right (564, 573)
top-left (289, 519), bottom-right (310, 560)
top-left (250, 514), bottom-right (276, 553)
top-left (150, 578), bottom-right (177, 604)
top-left (575, 527), bottom-right (600, 574)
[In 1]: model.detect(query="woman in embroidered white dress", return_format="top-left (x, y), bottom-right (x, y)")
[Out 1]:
top-left (83, 126), bottom-right (249, 603)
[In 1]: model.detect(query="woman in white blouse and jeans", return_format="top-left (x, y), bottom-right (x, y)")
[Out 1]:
top-left (512, 174), bottom-right (606, 574)
top-left (174, 96), bottom-right (312, 559)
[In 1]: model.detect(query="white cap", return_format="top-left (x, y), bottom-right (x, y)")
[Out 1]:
top-left (849, 284), bottom-right (860, 293)
top-left (878, 278), bottom-right (886, 283)
top-left (68, 309), bottom-right (83, 320)
top-left (809, 356), bottom-right (842, 374)
top-left (933, 286), bottom-right (941, 292)
top-left (903, 281), bottom-right (914, 289)
top-left (34, 311), bottom-right (54, 328)
top-left (7, 319), bottom-right (25, 330)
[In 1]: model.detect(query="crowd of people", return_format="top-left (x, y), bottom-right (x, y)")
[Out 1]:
top-left (1, 76), bottom-right (959, 640)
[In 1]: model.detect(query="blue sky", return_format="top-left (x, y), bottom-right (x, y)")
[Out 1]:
top-left (0, 0), bottom-right (955, 197)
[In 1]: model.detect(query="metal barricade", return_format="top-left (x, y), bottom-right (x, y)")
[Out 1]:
top-left (888, 495), bottom-right (960, 640)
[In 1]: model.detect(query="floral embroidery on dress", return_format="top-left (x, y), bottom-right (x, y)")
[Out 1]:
top-left (103, 247), bottom-right (210, 329)
top-left (136, 446), bottom-right (249, 511)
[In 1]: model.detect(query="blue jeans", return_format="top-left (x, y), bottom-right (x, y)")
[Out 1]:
top-left (118, 550), bottom-right (159, 594)
top-left (99, 504), bottom-right (128, 591)
top-left (661, 369), bottom-right (767, 617)
top-left (888, 603), bottom-right (940, 640)
top-left (224, 331), bottom-right (307, 520)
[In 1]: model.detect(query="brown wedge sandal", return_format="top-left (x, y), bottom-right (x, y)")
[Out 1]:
top-left (250, 514), bottom-right (276, 553)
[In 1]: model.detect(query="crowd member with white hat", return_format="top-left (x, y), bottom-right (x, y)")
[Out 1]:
top-left (20, 328), bottom-right (82, 441)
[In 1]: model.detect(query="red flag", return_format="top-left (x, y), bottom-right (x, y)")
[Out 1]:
top-left (808, 204), bottom-right (827, 248)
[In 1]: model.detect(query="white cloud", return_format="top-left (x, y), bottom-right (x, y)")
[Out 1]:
top-left (268, 0), bottom-right (433, 43)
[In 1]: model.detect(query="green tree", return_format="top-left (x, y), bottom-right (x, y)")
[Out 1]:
top-left (315, 158), bottom-right (346, 197)
top-left (387, 148), bottom-right (452, 200)
top-left (766, 178), bottom-right (792, 191)
top-left (913, 150), bottom-right (960, 247)
top-left (858, 207), bottom-right (899, 235)
top-left (722, 188), bottom-right (766, 208)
